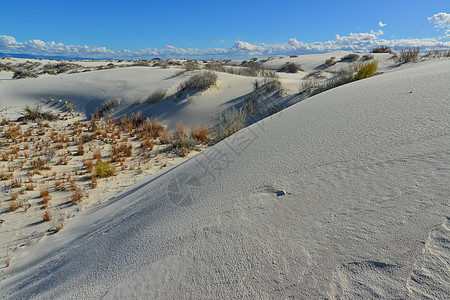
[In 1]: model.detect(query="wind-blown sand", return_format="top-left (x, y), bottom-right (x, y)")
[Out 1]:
top-left (0, 56), bottom-right (449, 299)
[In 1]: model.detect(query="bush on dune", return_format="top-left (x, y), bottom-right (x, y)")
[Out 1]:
top-left (395, 47), bottom-right (420, 63)
top-left (217, 107), bottom-right (246, 140)
top-left (371, 46), bottom-right (392, 53)
top-left (278, 62), bottom-right (304, 73)
top-left (95, 160), bottom-right (116, 178)
top-left (146, 89), bottom-right (166, 104)
top-left (179, 71), bottom-right (217, 92)
top-left (19, 105), bottom-right (57, 121)
top-left (354, 61), bottom-right (378, 80)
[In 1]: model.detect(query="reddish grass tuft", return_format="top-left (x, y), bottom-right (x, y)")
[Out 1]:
top-left (43, 210), bottom-right (52, 221)
top-left (191, 124), bottom-right (208, 144)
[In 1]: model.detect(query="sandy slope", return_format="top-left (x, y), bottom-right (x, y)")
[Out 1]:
top-left (0, 58), bottom-right (448, 299)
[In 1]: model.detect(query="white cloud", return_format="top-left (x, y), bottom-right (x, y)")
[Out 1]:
top-left (0, 32), bottom-right (449, 60)
top-left (378, 21), bottom-right (387, 28)
top-left (288, 38), bottom-right (301, 47)
top-left (428, 12), bottom-right (450, 27)
top-left (0, 35), bottom-right (21, 48)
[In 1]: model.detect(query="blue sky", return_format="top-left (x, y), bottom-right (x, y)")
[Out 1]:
top-left (1, 0), bottom-right (449, 59)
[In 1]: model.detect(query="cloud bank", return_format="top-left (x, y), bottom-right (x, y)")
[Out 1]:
top-left (1, 23), bottom-right (449, 60)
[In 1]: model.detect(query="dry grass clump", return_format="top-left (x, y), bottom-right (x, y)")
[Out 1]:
top-left (111, 143), bottom-right (132, 162)
top-left (93, 148), bottom-right (102, 161)
top-left (43, 210), bottom-right (52, 221)
top-left (10, 177), bottom-right (22, 189)
top-left (169, 123), bottom-right (201, 156)
top-left (9, 200), bottom-right (22, 212)
top-left (0, 172), bottom-right (13, 180)
top-left (71, 189), bottom-right (85, 205)
top-left (31, 157), bottom-right (51, 170)
top-left (77, 142), bottom-right (84, 155)
top-left (83, 160), bottom-right (94, 173)
top-left (191, 125), bottom-right (208, 144)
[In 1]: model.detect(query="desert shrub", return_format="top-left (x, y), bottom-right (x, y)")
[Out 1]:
top-left (361, 54), bottom-right (374, 61)
top-left (354, 61), bottom-right (377, 80)
top-left (95, 99), bottom-right (120, 118)
top-left (278, 62), bottom-right (303, 73)
top-left (340, 54), bottom-right (360, 62)
top-left (183, 61), bottom-right (200, 71)
top-left (130, 60), bottom-right (151, 67)
top-left (324, 58), bottom-right (336, 68)
top-left (303, 70), bottom-right (326, 79)
top-left (299, 79), bottom-right (318, 93)
top-left (396, 47), bottom-right (420, 63)
top-left (205, 62), bottom-right (225, 72)
top-left (19, 105), bottom-right (57, 121)
top-left (169, 124), bottom-right (200, 156)
top-left (146, 89), bottom-right (166, 104)
top-left (95, 160), bottom-right (116, 178)
top-left (154, 60), bottom-right (168, 68)
top-left (423, 49), bottom-right (450, 58)
top-left (0, 62), bottom-right (14, 72)
top-left (242, 61), bottom-right (265, 76)
top-left (81, 133), bottom-right (95, 143)
top-left (12, 69), bottom-right (38, 79)
top-left (371, 46), bottom-right (392, 53)
top-left (179, 71), bottom-right (217, 91)
top-left (218, 107), bottom-right (246, 139)
top-left (42, 62), bottom-right (82, 74)
top-left (261, 79), bottom-right (283, 94)
top-left (312, 71), bottom-right (354, 96)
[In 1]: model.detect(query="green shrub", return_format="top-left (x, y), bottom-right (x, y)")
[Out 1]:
top-left (354, 61), bottom-right (377, 80)
top-left (95, 160), bottom-right (116, 178)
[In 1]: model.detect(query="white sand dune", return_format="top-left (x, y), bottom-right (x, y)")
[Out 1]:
top-left (0, 58), bottom-right (448, 299)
